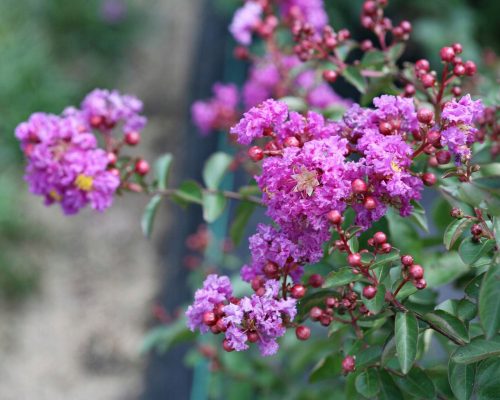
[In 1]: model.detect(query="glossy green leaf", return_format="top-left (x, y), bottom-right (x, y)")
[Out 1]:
top-left (364, 284), bottom-right (386, 314)
top-left (202, 192), bottom-right (227, 223)
top-left (425, 251), bottom-right (469, 288)
top-left (378, 370), bottom-right (404, 399)
top-left (356, 345), bottom-right (382, 368)
top-left (387, 43), bottom-right (405, 60)
top-left (464, 273), bottom-right (485, 300)
top-left (360, 50), bottom-right (386, 70)
top-left (479, 263), bottom-right (500, 339)
top-left (449, 360), bottom-right (476, 400)
top-left (409, 201), bottom-right (429, 232)
top-left (154, 153), bottom-right (173, 190)
top-left (475, 358), bottom-right (500, 400)
top-left (343, 66), bottom-right (366, 93)
top-left (395, 311), bottom-right (418, 374)
top-left (323, 268), bottom-right (362, 288)
top-left (396, 367), bottom-right (436, 399)
top-left (309, 354), bottom-right (342, 382)
top-left (371, 250), bottom-right (400, 270)
top-left (444, 218), bottom-right (474, 250)
top-left (141, 194), bottom-right (162, 238)
top-left (355, 369), bottom-right (380, 398)
top-left (459, 239), bottom-right (496, 265)
top-left (451, 336), bottom-right (500, 364)
top-left (202, 152), bottom-right (232, 190)
top-left (424, 310), bottom-right (469, 345)
top-left (173, 180), bottom-right (203, 205)
top-left (229, 201), bottom-right (255, 246)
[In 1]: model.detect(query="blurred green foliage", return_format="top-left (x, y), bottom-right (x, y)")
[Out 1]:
top-left (0, 0), bottom-right (142, 300)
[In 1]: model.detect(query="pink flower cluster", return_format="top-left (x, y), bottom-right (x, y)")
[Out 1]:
top-left (186, 275), bottom-right (296, 356)
top-left (15, 89), bottom-right (147, 214)
top-left (440, 95), bottom-right (484, 163)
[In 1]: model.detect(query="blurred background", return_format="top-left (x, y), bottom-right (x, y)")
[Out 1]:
top-left (0, 0), bottom-right (498, 399)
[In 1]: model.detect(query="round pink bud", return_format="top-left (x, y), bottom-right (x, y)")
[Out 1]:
top-left (247, 331), bottom-right (259, 343)
top-left (404, 84), bottom-right (416, 97)
top-left (348, 253), bottom-right (362, 267)
top-left (295, 325), bottom-right (311, 341)
top-left (428, 156), bottom-right (439, 167)
top-left (322, 70), bottom-right (338, 83)
top-left (291, 284), bottom-right (307, 299)
top-left (107, 152), bottom-right (117, 165)
top-left (202, 311), bottom-right (217, 326)
top-left (309, 306), bottom-right (323, 321)
top-left (360, 39), bottom-right (373, 52)
top-left (417, 108), bottom-right (434, 124)
top-left (135, 159), bottom-right (150, 176)
top-left (415, 278), bottom-right (427, 290)
top-left (325, 297), bottom-right (337, 308)
top-left (440, 46), bottom-right (455, 62)
top-left (415, 59), bottom-right (430, 72)
top-left (409, 264), bottom-right (424, 280)
top-left (422, 172), bottom-right (437, 186)
top-left (263, 261), bottom-right (279, 278)
top-left (421, 73), bottom-right (436, 88)
top-left (380, 242), bottom-right (392, 253)
top-left (452, 86), bottom-right (462, 97)
top-left (352, 178), bottom-right (368, 194)
top-left (373, 231), bottom-right (387, 245)
top-left (363, 0), bottom-right (377, 15)
top-left (401, 255), bottom-right (414, 266)
top-left (222, 339), bottom-right (234, 352)
top-left (308, 274), bottom-right (324, 288)
top-left (427, 130), bottom-right (441, 145)
top-left (364, 196), bottom-right (377, 210)
top-left (379, 121), bottom-right (393, 135)
top-left (464, 60), bottom-right (477, 76)
top-left (248, 146), bottom-right (264, 161)
top-left (363, 285), bottom-right (377, 299)
top-left (392, 26), bottom-right (404, 38)
top-left (320, 315), bottom-right (332, 326)
top-left (284, 136), bottom-right (300, 148)
top-left (453, 64), bottom-right (466, 76)
top-left (342, 355), bottom-right (356, 374)
top-left (452, 43), bottom-right (463, 54)
top-left (400, 20), bottom-right (412, 33)
top-left (327, 210), bottom-right (342, 225)
top-left (125, 131), bottom-right (140, 146)
top-left (251, 276), bottom-right (263, 291)
top-left (436, 150), bottom-right (451, 165)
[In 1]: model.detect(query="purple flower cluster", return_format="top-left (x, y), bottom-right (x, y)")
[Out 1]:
top-left (191, 83), bottom-right (240, 135)
top-left (440, 95), bottom-right (484, 163)
top-left (279, 0), bottom-right (328, 31)
top-left (229, 1), bottom-right (263, 45)
top-left (81, 88), bottom-right (147, 136)
top-left (16, 88), bottom-right (147, 214)
top-left (16, 112), bottom-right (120, 214)
top-left (186, 274), bottom-right (233, 333)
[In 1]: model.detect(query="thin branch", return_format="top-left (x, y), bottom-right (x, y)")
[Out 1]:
top-left (154, 187), bottom-right (264, 207)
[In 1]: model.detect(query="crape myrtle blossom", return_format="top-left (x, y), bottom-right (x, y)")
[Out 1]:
top-left (186, 275), bottom-right (297, 356)
top-left (191, 83), bottom-right (240, 135)
top-left (440, 95), bottom-right (484, 163)
top-left (279, 0), bottom-right (328, 31)
top-left (229, 1), bottom-right (263, 45)
top-left (81, 88), bottom-right (147, 135)
top-left (15, 112), bottom-right (120, 215)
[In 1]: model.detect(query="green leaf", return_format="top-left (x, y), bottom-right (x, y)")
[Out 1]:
top-left (202, 152), bottom-right (233, 190)
top-left (459, 239), bottom-right (496, 265)
top-left (154, 153), bottom-right (173, 190)
top-left (479, 263), bottom-right (500, 339)
top-left (444, 218), bottom-right (474, 250)
top-left (141, 194), bottom-right (162, 238)
top-left (395, 312), bottom-right (418, 374)
top-left (396, 367), bottom-right (436, 399)
top-left (141, 318), bottom-right (195, 353)
top-left (364, 283), bottom-right (386, 314)
top-left (449, 360), bottom-right (476, 400)
top-left (451, 336), bottom-right (500, 364)
top-left (425, 251), bottom-right (469, 288)
top-left (378, 370), bottom-right (404, 399)
top-left (387, 43), bottom-right (405, 60)
top-left (229, 201), bottom-right (256, 246)
top-left (343, 66), bottom-right (366, 93)
top-left (356, 345), bottom-right (382, 368)
top-left (355, 369), bottom-right (380, 398)
top-left (371, 250), bottom-right (400, 270)
top-left (309, 354), bottom-right (342, 382)
top-left (173, 180), bottom-right (203, 205)
top-left (409, 201), bottom-right (429, 232)
top-left (424, 310), bottom-right (469, 345)
top-left (323, 268), bottom-right (362, 288)
top-left (360, 50), bottom-right (386, 70)
top-left (464, 273), bottom-right (485, 300)
top-left (202, 192), bottom-right (227, 223)
top-left (475, 358), bottom-right (500, 400)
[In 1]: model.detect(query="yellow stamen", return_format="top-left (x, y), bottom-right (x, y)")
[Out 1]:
top-left (75, 174), bottom-right (94, 192)
top-left (292, 167), bottom-right (320, 197)
top-left (49, 189), bottom-right (62, 202)
top-left (391, 160), bottom-right (402, 173)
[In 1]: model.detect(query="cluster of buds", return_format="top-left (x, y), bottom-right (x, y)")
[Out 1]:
top-left (360, 0), bottom-right (411, 47)
top-left (439, 44), bottom-right (477, 78)
top-left (401, 255), bottom-right (426, 290)
top-left (291, 21), bottom-right (350, 64)
top-left (344, 179), bottom-right (381, 212)
top-left (477, 106), bottom-right (500, 157)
